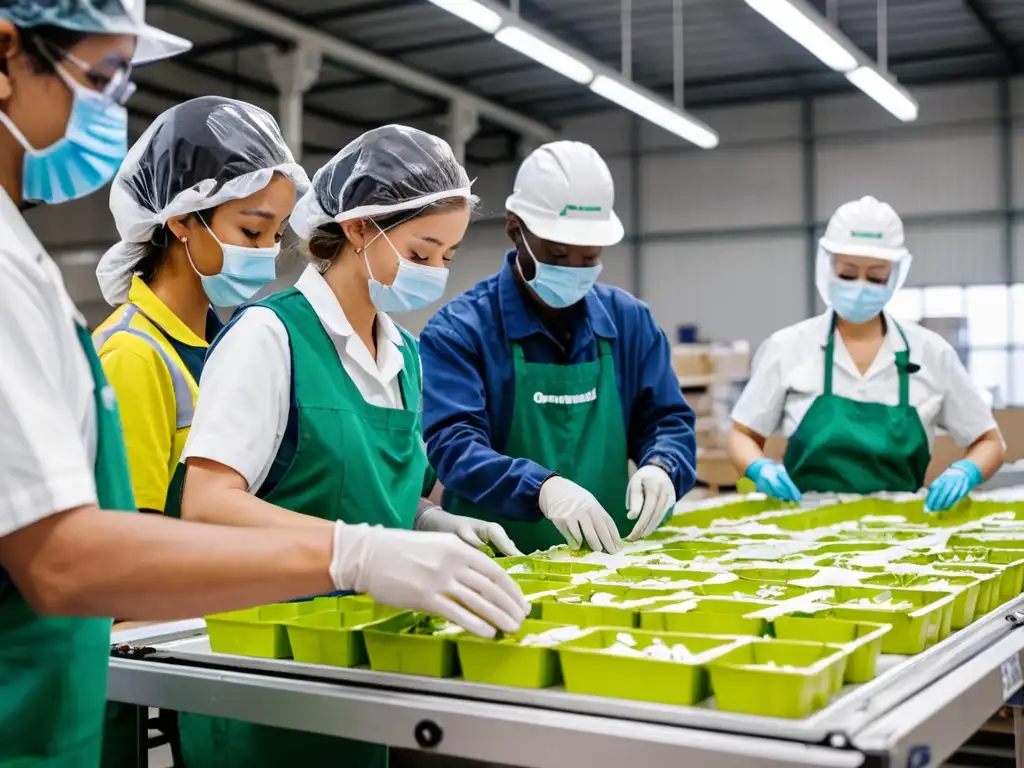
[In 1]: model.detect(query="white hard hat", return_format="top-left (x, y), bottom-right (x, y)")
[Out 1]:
top-left (505, 141), bottom-right (624, 247)
top-left (819, 195), bottom-right (909, 261)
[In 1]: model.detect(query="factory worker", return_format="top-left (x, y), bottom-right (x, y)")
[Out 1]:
top-left (94, 96), bottom-right (309, 516)
top-left (167, 125), bottom-right (527, 768)
top-left (0, 6), bottom-right (522, 766)
top-left (727, 196), bottom-right (1005, 510)
top-left (420, 140), bottom-right (698, 556)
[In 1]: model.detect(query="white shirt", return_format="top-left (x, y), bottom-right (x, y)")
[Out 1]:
top-left (0, 189), bottom-right (98, 536)
top-left (183, 266), bottom-right (410, 492)
top-left (731, 311), bottom-right (997, 447)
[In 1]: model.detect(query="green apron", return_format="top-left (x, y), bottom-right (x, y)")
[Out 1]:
top-left (167, 288), bottom-right (430, 768)
top-left (783, 315), bottom-right (931, 495)
top-left (0, 324), bottom-right (136, 768)
top-left (447, 339), bottom-right (631, 555)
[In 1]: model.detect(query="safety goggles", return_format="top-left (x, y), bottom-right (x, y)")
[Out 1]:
top-left (34, 38), bottom-right (137, 106)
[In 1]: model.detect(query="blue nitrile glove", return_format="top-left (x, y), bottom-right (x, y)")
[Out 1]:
top-left (925, 460), bottom-right (983, 513)
top-left (745, 458), bottom-right (802, 502)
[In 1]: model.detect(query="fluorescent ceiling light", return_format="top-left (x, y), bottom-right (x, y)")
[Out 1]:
top-left (590, 75), bottom-right (719, 149)
top-left (495, 26), bottom-right (594, 84)
top-left (423, 0), bottom-right (502, 34)
top-left (846, 66), bottom-right (919, 122)
top-left (744, 0), bottom-right (858, 72)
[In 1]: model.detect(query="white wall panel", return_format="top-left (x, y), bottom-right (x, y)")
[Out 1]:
top-left (558, 112), bottom-right (633, 156)
top-left (26, 192), bottom-right (118, 248)
top-left (640, 143), bottom-right (803, 233)
top-left (466, 162), bottom-right (518, 221)
top-left (902, 221), bottom-right (1005, 286)
top-left (815, 129), bottom-right (1000, 219)
top-left (599, 245), bottom-right (634, 294)
top-left (640, 234), bottom-right (807, 348)
top-left (1012, 128), bottom-right (1024, 209)
top-left (640, 100), bottom-right (803, 151)
top-left (815, 81), bottom-right (999, 136)
top-left (606, 158), bottom-right (633, 234)
top-left (1013, 222), bottom-right (1024, 280)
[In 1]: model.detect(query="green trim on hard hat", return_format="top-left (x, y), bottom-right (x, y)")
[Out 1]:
top-left (559, 204), bottom-right (603, 216)
top-left (850, 230), bottom-right (885, 239)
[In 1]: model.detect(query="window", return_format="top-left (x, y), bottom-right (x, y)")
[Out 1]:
top-left (889, 284), bottom-right (1020, 407)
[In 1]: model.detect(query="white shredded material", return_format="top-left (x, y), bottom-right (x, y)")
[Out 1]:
top-left (603, 634), bottom-right (701, 663)
top-left (518, 625), bottom-right (584, 647)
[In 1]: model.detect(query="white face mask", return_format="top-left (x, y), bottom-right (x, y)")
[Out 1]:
top-left (362, 221), bottom-right (449, 313)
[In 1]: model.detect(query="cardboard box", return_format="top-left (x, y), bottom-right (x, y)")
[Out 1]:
top-left (671, 346), bottom-right (713, 379)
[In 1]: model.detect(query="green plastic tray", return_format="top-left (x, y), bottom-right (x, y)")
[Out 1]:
top-left (539, 585), bottom-right (691, 628)
top-left (558, 629), bottom-right (747, 706)
top-left (498, 557), bottom-right (608, 576)
top-left (930, 564), bottom-right (1003, 613)
top-left (821, 587), bottom-right (955, 654)
top-left (725, 567), bottom-right (822, 582)
top-left (899, 550), bottom-right (1023, 602)
top-left (772, 616), bottom-right (889, 683)
top-left (638, 597), bottom-right (773, 636)
top-left (699, 579), bottom-right (811, 601)
top-left (205, 602), bottom-right (321, 658)
top-left (363, 613), bottom-right (461, 678)
top-left (455, 620), bottom-right (573, 688)
top-left (285, 609), bottom-right (389, 667)
top-left (599, 566), bottom-right (724, 589)
top-left (708, 639), bottom-right (849, 719)
top-left (860, 573), bottom-right (980, 630)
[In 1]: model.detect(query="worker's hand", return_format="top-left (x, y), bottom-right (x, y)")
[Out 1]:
top-left (538, 476), bottom-right (622, 554)
top-left (625, 465), bottom-right (677, 541)
top-left (745, 459), bottom-right (802, 503)
top-left (925, 460), bottom-right (983, 513)
top-left (415, 506), bottom-right (523, 557)
top-left (329, 522), bottom-right (529, 639)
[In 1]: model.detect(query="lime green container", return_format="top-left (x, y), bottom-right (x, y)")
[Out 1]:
top-left (539, 585), bottom-right (689, 628)
top-left (930, 564), bottom-right (1002, 613)
top-left (557, 629), bottom-right (747, 706)
top-left (601, 566), bottom-right (722, 589)
top-left (363, 613), bottom-right (461, 678)
top-left (725, 567), bottom-right (822, 583)
top-left (638, 599), bottom-right (769, 636)
top-left (900, 550), bottom-right (1020, 603)
top-left (205, 602), bottom-right (321, 658)
top-left (823, 587), bottom-right (955, 654)
top-left (700, 579), bottom-right (811, 601)
top-left (772, 616), bottom-right (889, 683)
top-left (285, 609), bottom-right (389, 667)
top-left (455, 620), bottom-right (573, 688)
top-left (709, 640), bottom-right (849, 719)
top-left (860, 573), bottom-right (980, 630)
top-left (499, 557), bottom-right (608, 576)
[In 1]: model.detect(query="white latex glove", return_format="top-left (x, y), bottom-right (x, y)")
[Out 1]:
top-left (538, 475), bottom-right (622, 554)
top-left (330, 521), bottom-right (529, 638)
top-left (625, 465), bottom-right (676, 541)
top-left (415, 506), bottom-right (523, 557)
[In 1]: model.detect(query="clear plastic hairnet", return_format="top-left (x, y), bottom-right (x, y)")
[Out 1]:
top-left (96, 96), bottom-right (309, 305)
top-left (291, 124), bottom-right (472, 239)
top-left (0, 0), bottom-right (192, 64)
top-left (815, 244), bottom-right (913, 312)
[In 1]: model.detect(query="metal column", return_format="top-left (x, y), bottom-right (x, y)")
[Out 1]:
top-left (801, 97), bottom-right (817, 318)
top-left (444, 100), bottom-right (480, 166)
top-left (629, 115), bottom-right (642, 297)
top-left (264, 44), bottom-right (323, 163)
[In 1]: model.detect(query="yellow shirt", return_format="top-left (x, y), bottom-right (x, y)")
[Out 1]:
top-left (93, 277), bottom-right (216, 512)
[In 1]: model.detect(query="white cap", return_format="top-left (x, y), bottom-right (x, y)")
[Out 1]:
top-left (819, 195), bottom-right (909, 262)
top-left (505, 141), bottom-right (624, 247)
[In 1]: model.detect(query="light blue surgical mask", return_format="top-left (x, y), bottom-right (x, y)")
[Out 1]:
top-left (187, 219), bottom-right (280, 307)
top-left (0, 65), bottom-right (128, 205)
top-left (828, 279), bottom-right (893, 324)
top-left (518, 233), bottom-right (602, 309)
top-left (363, 223), bottom-right (449, 313)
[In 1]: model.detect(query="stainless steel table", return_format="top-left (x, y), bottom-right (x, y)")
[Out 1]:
top-left (109, 592), bottom-right (1024, 768)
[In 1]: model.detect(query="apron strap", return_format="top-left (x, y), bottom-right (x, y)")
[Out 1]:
top-left (511, 341), bottom-right (526, 362)
top-left (892, 320), bottom-right (913, 407)
top-left (823, 314), bottom-right (838, 396)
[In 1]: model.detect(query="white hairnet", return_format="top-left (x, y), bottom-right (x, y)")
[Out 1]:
top-left (291, 124), bottom-right (473, 239)
top-left (97, 96), bottom-right (309, 306)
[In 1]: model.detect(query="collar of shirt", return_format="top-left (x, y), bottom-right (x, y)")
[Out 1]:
top-left (818, 309), bottom-right (907, 382)
top-left (127, 276), bottom-right (219, 347)
top-left (295, 264), bottom-right (406, 387)
top-left (496, 249), bottom-right (618, 345)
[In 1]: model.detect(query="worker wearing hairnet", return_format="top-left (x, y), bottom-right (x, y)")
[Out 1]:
top-left (94, 95), bottom-right (309, 517)
top-left (165, 125), bottom-right (527, 768)
top-left (727, 196), bottom-right (1005, 511)
top-left (420, 141), bottom-right (698, 556)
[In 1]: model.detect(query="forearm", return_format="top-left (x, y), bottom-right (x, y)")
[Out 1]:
top-left (964, 429), bottom-right (1006, 480)
top-left (2, 506), bottom-right (334, 620)
top-left (726, 426), bottom-right (767, 475)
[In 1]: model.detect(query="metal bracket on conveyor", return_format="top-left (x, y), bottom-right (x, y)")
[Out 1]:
top-left (110, 643), bottom-right (157, 660)
top-left (1006, 610), bottom-right (1024, 629)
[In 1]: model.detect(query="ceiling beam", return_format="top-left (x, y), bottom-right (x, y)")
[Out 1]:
top-left (180, 0), bottom-right (554, 140)
top-left (962, 0), bottom-right (1017, 69)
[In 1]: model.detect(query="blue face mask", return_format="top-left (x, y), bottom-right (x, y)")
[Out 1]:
top-left (518, 233), bottom-right (602, 309)
top-left (0, 66), bottom-right (128, 205)
top-left (187, 220), bottom-right (280, 307)
top-left (828, 279), bottom-right (893, 324)
top-left (364, 224), bottom-right (449, 313)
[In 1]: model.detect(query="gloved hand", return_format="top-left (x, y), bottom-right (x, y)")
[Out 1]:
top-left (625, 465), bottom-right (677, 541)
top-left (538, 475), bottom-right (622, 554)
top-left (925, 460), bottom-right (983, 513)
top-left (329, 522), bottom-right (529, 638)
top-left (415, 505), bottom-right (523, 557)
top-left (745, 458), bottom-right (802, 503)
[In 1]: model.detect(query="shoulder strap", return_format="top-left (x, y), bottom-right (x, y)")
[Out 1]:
top-left (823, 313), bottom-right (838, 396)
top-left (93, 305), bottom-right (194, 430)
top-left (892, 319), bottom-right (913, 407)
top-left (393, 324), bottom-right (422, 413)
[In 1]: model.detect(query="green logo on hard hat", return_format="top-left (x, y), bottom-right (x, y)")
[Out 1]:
top-left (850, 230), bottom-right (884, 239)
top-left (560, 204), bottom-right (603, 216)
